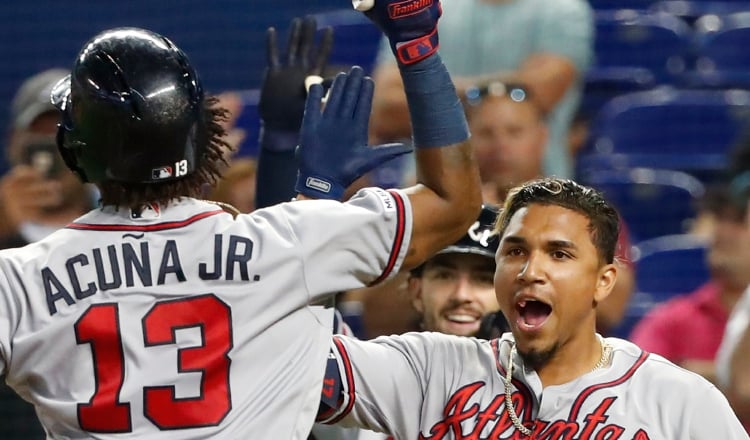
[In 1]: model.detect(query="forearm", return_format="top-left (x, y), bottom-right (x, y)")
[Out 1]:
top-left (459, 53), bottom-right (578, 115)
top-left (254, 128), bottom-right (300, 209)
top-left (370, 63), bottom-right (412, 143)
top-left (402, 142), bottom-right (481, 269)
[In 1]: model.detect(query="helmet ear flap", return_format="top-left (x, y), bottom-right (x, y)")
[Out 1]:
top-left (55, 101), bottom-right (90, 182)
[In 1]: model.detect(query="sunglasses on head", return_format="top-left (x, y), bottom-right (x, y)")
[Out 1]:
top-left (465, 81), bottom-right (530, 107)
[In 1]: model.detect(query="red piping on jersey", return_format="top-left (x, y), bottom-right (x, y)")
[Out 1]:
top-left (66, 210), bottom-right (225, 232)
top-left (326, 337), bottom-right (356, 424)
top-left (568, 350), bottom-right (650, 421)
top-left (369, 190), bottom-right (407, 286)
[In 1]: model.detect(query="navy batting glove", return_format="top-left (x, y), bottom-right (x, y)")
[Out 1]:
top-left (362, 0), bottom-right (442, 65)
top-left (295, 66), bottom-right (412, 200)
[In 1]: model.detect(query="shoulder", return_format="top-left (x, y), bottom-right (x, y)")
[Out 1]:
top-left (609, 338), bottom-right (715, 390)
top-left (540, 0), bottom-right (592, 15)
top-left (344, 331), bottom-right (493, 360)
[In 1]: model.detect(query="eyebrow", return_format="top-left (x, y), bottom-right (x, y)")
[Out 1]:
top-left (501, 236), bottom-right (579, 251)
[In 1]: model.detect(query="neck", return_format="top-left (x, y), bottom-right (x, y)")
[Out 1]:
top-left (720, 282), bottom-right (746, 313)
top-left (533, 332), bottom-right (605, 387)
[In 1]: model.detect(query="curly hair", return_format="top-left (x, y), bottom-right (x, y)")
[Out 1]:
top-left (494, 177), bottom-right (620, 264)
top-left (97, 95), bottom-right (231, 207)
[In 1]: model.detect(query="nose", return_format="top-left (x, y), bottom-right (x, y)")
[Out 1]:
top-left (516, 252), bottom-right (544, 284)
top-left (450, 273), bottom-right (475, 301)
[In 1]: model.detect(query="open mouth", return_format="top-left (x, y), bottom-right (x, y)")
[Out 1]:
top-left (515, 299), bottom-right (552, 331)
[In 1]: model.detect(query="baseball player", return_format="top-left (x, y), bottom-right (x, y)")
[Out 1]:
top-left (0, 2), bottom-right (480, 438)
top-left (318, 178), bottom-right (748, 439)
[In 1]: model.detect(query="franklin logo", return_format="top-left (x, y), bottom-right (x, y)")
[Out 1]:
top-left (151, 166), bottom-right (173, 180)
top-left (389, 0), bottom-right (433, 18)
top-left (306, 177), bottom-right (331, 193)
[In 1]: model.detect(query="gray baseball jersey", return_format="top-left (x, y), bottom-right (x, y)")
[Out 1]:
top-left (0, 187), bottom-right (411, 439)
top-left (321, 332), bottom-right (748, 439)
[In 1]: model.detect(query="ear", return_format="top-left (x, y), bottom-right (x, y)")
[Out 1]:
top-left (593, 263), bottom-right (617, 304)
top-left (408, 275), bottom-right (425, 314)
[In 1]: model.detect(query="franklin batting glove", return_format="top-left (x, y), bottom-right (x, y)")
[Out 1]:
top-left (295, 67), bottom-right (412, 200)
top-left (362, 0), bottom-right (442, 65)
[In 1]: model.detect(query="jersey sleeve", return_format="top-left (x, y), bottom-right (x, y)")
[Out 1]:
top-left (716, 286), bottom-right (750, 388)
top-left (684, 382), bottom-right (748, 438)
top-left (278, 188), bottom-right (412, 304)
top-left (0, 256), bottom-right (22, 376)
top-left (320, 332), bottom-right (484, 438)
top-left (319, 333), bottom-right (430, 437)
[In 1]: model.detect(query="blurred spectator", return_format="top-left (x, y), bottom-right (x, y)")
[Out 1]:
top-left (369, 0), bottom-right (593, 179)
top-left (0, 68), bottom-right (91, 438)
top-left (630, 184), bottom-right (750, 385)
top-left (0, 68), bottom-right (95, 249)
top-left (466, 82), bottom-right (635, 334)
top-left (715, 129), bottom-right (750, 431)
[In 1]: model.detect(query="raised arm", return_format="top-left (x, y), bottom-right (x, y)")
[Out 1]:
top-left (293, 1), bottom-right (481, 270)
top-left (255, 16), bottom-right (333, 209)
top-left (360, 0), bottom-right (481, 268)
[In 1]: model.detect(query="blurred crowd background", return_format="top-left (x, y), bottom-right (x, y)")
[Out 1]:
top-left (4, 0), bottom-right (750, 436)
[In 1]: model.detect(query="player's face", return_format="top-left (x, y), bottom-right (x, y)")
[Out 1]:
top-left (494, 204), bottom-right (616, 364)
top-left (707, 208), bottom-right (750, 291)
top-left (469, 97), bottom-right (547, 199)
top-left (410, 253), bottom-right (498, 336)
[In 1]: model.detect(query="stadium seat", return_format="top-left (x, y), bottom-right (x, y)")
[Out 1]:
top-left (650, 1), bottom-right (750, 26)
top-left (589, 0), bottom-right (656, 10)
top-left (593, 10), bottom-right (693, 82)
top-left (609, 233), bottom-right (709, 338)
top-left (633, 233), bottom-right (710, 297)
top-left (312, 8), bottom-right (383, 74)
top-left (689, 11), bottom-right (750, 88)
top-left (582, 167), bottom-right (705, 242)
top-left (579, 67), bottom-right (657, 120)
top-left (576, 87), bottom-right (750, 182)
top-left (233, 89), bottom-right (261, 158)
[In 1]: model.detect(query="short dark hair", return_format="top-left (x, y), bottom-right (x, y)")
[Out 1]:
top-left (494, 177), bottom-right (620, 264)
top-left (98, 96), bottom-right (230, 207)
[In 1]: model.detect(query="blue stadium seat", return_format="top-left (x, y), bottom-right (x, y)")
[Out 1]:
top-left (650, 1), bottom-right (750, 26)
top-left (313, 8), bottom-right (383, 74)
top-left (582, 167), bottom-right (705, 242)
top-left (233, 89), bottom-right (260, 158)
top-left (589, 0), bottom-right (656, 10)
top-left (579, 67), bottom-right (657, 120)
top-left (609, 233), bottom-right (709, 338)
top-left (593, 10), bottom-right (693, 82)
top-left (576, 87), bottom-right (750, 182)
top-left (689, 11), bottom-right (750, 88)
top-left (633, 233), bottom-right (710, 297)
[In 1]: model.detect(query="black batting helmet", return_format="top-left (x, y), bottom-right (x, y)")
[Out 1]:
top-left (51, 27), bottom-right (207, 183)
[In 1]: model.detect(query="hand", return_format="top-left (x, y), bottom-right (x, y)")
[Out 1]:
top-left (362, 0), bottom-right (442, 65)
top-left (0, 165), bottom-right (63, 232)
top-left (259, 16), bottom-right (334, 132)
top-left (295, 66), bottom-right (412, 200)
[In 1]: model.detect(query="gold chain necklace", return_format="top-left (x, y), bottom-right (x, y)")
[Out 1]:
top-left (503, 337), bottom-right (612, 437)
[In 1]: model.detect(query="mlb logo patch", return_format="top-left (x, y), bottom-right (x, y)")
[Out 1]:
top-left (152, 166), bottom-right (173, 180)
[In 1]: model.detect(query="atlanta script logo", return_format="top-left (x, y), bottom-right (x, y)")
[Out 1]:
top-left (418, 382), bottom-right (651, 440)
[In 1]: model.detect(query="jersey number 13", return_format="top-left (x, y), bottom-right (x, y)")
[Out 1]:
top-left (74, 294), bottom-right (232, 432)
